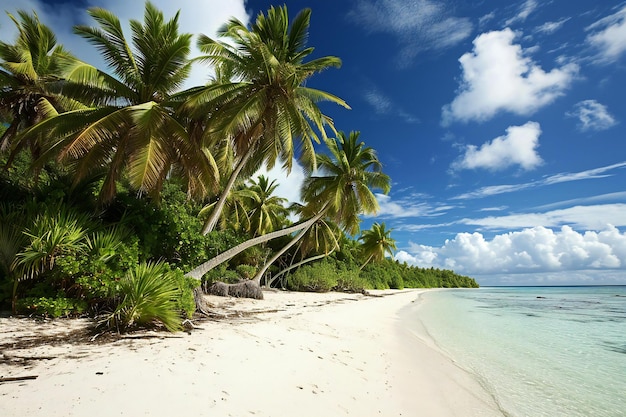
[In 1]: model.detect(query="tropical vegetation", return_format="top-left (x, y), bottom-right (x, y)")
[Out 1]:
top-left (0, 2), bottom-right (478, 333)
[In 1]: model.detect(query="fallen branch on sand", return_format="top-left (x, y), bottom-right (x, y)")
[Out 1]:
top-left (0, 375), bottom-right (38, 383)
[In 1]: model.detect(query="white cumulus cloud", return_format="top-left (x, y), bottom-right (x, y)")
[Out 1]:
top-left (442, 28), bottom-right (578, 125)
top-left (396, 225), bottom-right (626, 275)
top-left (586, 6), bottom-right (626, 63)
top-left (567, 100), bottom-right (617, 131)
top-left (452, 122), bottom-right (543, 171)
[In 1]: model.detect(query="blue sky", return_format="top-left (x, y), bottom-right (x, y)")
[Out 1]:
top-left (2, 0), bottom-right (626, 285)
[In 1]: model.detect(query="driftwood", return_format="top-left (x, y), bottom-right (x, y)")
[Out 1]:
top-left (0, 375), bottom-right (38, 383)
top-left (193, 287), bottom-right (214, 316)
top-left (206, 280), bottom-right (264, 300)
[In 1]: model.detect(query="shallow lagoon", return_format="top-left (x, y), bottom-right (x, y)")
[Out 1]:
top-left (417, 286), bottom-right (626, 417)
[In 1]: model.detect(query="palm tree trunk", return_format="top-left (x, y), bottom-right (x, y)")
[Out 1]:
top-left (186, 209), bottom-right (326, 280)
top-left (201, 147), bottom-right (253, 235)
top-left (268, 250), bottom-right (335, 288)
top-left (359, 254), bottom-right (374, 271)
top-left (252, 209), bottom-right (327, 284)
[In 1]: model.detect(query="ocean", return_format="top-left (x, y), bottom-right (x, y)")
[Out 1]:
top-left (416, 286), bottom-right (626, 417)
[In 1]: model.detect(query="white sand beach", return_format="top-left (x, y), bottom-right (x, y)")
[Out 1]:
top-left (1, 290), bottom-right (503, 417)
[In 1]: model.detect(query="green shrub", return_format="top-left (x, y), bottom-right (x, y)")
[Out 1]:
top-left (389, 271), bottom-right (404, 290)
top-left (201, 264), bottom-right (241, 289)
top-left (50, 227), bottom-right (140, 311)
top-left (287, 261), bottom-right (338, 292)
top-left (171, 269), bottom-right (199, 319)
top-left (335, 269), bottom-right (368, 292)
top-left (360, 263), bottom-right (391, 289)
top-left (236, 264), bottom-right (257, 280)
top-left (16, 296), bottom-right (87, 318)
top-left (102, 262), bottom-right (182, 333)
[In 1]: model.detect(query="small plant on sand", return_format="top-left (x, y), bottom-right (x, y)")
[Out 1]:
top-left (102, 262), bottom-right (182, 332)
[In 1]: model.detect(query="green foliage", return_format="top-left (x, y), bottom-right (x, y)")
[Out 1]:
top-left (59, 231), bottom-right (140, 304)
top-left (102, 262), bottom-right (182, 333)
top-left (287, 260), bottom-right (338, 292)
top-left (112, 183), bottom-right (245, 270)
top-left (17, 205), bottom-right (90, 279)
top-left (359, 262), bottom-right (392, 289)
top-left (16, 296), bottom-right (87, 318)
top-left (171, 269), bottom-right (199, 319)
top-left (360, 259), bottom-right (479, 289)
top-left (335, 268), bottom-right (368, 292)
top-left (390, 271), bottom-right (404, 290)
top-left (236, 264), bottom-right (257, 280)
top-left (201, 264), bottom-right (241, 287)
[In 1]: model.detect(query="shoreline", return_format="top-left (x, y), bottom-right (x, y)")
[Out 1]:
top-left (1, 289), bottom-right (503, 417)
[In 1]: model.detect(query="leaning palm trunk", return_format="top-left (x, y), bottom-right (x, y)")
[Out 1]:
top-left (359, 254), bottom-right (374, 271)
top-left (201, 148), bottom-right (253, 235)
top-left (186, 210), bottom-right (326, 280)
top-left (253, 209), bottom-right (328, 284)
top-left (268, 250), bottom-right (334, 289)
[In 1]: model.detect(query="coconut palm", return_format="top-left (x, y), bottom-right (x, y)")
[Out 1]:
top-left (191, 5), bottom-right (350, 234)
top-left (243, 175), bottom-right (290, 237)
top-left (358, 222), bottom-right (397, 270)
top-left (291, 202), bottom-right (341, 259)
top-left (23, 2), bottom-right (218, 202)
top-left (267, 204), bottom-right (341, 288)
top-left (251, 130), bottom-right (391, 283)
top-left (0, 10), bottom-right (81, 157)
top-left (186, 130), bottom-right (389, 283)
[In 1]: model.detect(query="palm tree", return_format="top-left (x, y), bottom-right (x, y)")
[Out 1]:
top-left (0, 10), bottom-right (81, 157)
top-left (22, 2), bottom-right (219, 202)
top-left (243, 175), bottom-right (289, 237)
top-left (358, 222), bottom-right (397, 270)
top-left (198, 181), bottom-right (250, 233)
top-left (191, 5), bottom-right (350, 234)
top-left (291, 202), bottom-right (341, 259)
top-left (250, 131), bottom-right (391, 283)
top-left (267, 204), bottom-right (341, 288)
top-left (186, 131), bottom-right (389, 283)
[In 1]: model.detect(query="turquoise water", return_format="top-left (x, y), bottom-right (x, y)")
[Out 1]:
top-left (417, 286), bottom-right (626, 417)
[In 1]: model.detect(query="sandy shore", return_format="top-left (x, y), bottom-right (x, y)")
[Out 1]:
top-left (1, 289), bottom-right (503, 417)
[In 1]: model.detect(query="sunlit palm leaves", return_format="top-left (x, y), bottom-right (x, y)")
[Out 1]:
top-left (25, 2), bottom-right (218, 202)
top-left (359, 222), bottom-right (397, 269)
top-left (252, 131), bottom-right (390, 282)
top-left (194, 5), bottom-right (349, 233)
top-left (302, 131), bottom-right (391, 236)
top-left (103, 261), bottom-right (182, 332)
top-left (290, 202), bottom-right (340, 258)
top-left (0, 10), bottom-right (81, 157)
top-left (17, 205), bottom-right (90, 279)
top-left (244, 175), bottom-right (289, 236)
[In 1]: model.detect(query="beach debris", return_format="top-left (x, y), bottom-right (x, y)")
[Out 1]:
top-left (0, 375), bottom-right (38, 383)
